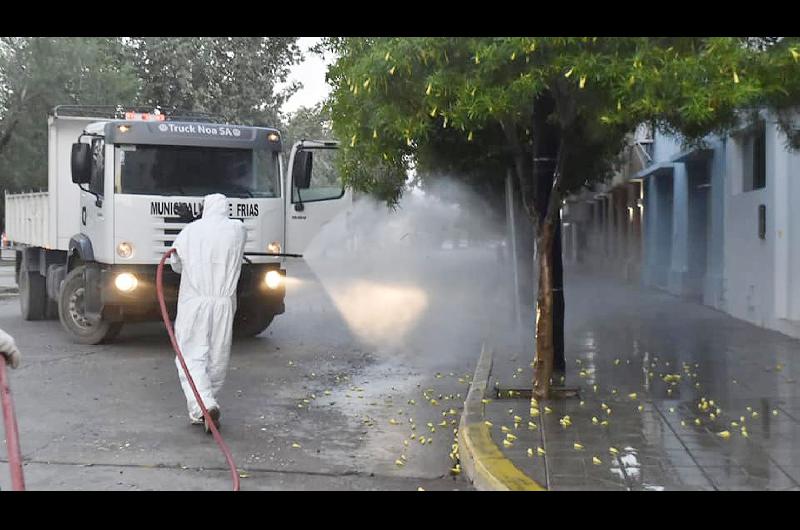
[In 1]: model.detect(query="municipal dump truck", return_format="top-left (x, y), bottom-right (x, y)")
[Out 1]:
top-left (4, 106), bottom-right (349, 344)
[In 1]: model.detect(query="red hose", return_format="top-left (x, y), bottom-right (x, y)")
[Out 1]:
top-left (157, 249), bottom-right (240, 491)
top-left (0, 354), bottom-right (25, 491)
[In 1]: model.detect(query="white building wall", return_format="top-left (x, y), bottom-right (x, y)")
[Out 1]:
top-left (653, 132), bottom-right (683, 163)
top-left (721, 116), bottom-right (800, 338)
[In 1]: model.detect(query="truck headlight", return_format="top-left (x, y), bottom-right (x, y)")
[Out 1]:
top-left (268, 241), bottom-right (281, 254)
top-left (114, 272), bottom-right (138, 293)
top-left (117, 242), bottom-right (134, 258)
top-left (264, 270), bottom-right (282, 289)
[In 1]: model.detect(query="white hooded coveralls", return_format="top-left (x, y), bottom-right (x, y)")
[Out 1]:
top-left (170, 194), bottom-right (247, 421)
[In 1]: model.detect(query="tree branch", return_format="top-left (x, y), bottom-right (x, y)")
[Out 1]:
top-left (501, 119), bottom-right (538, 224)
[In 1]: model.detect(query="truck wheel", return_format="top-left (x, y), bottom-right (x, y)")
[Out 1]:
top-left (19, 259), bottom-right (47, 321)
top-left (233, 304), bottom-right (275, 338)
top-left (58, 266), bottom-right (122, 345)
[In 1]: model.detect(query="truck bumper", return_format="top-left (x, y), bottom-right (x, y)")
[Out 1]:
top-left (99, 263), bottom-right (286, 321)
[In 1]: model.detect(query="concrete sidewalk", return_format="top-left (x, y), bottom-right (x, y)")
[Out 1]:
top-left (471, 270), bottom-right (800, 491)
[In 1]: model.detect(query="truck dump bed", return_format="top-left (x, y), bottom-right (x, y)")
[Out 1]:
top-left (4, 191), bottom-right (49, 248)
top-left (4, 114), bottom-right (98, 250)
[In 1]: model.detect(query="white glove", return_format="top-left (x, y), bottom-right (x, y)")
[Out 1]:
top-left (169, 250), bottom-right (183, 274)
top-left (0, 328), bottom-right (21, 369)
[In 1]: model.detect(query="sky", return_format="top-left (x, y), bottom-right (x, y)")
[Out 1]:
top-left (280, 37), bottom-right (332, 116)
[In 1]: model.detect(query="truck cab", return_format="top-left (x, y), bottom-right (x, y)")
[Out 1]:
top-left (7, 106), bottom-right (350, 344)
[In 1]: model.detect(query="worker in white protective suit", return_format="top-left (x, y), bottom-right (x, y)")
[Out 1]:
top-left (170, 194), bottom-right (246, 432)
top-left (0, 328), bottom-right (22, 369)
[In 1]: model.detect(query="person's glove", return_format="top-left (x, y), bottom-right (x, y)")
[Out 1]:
top-left (0, 328), bottom-right (21, 369)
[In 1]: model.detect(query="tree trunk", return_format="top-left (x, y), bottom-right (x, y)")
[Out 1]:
top-left (530, 92), bottom-right (565, 400)
top-left (533, 220), bottom-right (555, 400)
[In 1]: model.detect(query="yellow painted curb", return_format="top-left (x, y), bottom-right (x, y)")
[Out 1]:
top-left (458, 343), bottom-right (546, 491)
top-left (460, 422), bottom-right (545, 491)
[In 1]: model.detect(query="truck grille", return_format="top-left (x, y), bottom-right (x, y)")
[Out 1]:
top-left (152, 218), bottom-right (258, 256)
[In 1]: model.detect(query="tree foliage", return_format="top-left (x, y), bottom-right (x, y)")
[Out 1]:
top-left (0, 37), bottom-right (304, 229)
top-left (323, 37), bottom-right (800, 209)
top-left (126, 37), bottom-right (302, 126)
top-left (282, 102), bottom-right (334, 152)
top-left (0, 38), bottom-right (139, 226)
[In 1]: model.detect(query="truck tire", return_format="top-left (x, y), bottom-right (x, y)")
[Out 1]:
top-left (19, 259), bottom-right (47, 321)
top-left (58, 266), bottom-right (122, 345)
top-left (233, 304), bottom-right (275, 338)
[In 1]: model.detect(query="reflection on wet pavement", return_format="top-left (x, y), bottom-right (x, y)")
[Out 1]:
top-left (490, 270), bottom-right (800, 491)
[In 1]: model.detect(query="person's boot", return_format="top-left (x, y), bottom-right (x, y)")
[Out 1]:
top-left (204, 406), bottom-right (221, 434)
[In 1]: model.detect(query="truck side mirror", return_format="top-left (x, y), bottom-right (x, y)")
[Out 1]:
top-left (292, 150), bottom-right (313, 190)
top-left (71, 143), bottom-right (92, 185)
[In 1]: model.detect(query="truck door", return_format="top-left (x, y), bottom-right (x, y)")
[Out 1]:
top-left (284, 141), bottom-right (352, 255)
top-left (79, 138), bottom-right (112, 262)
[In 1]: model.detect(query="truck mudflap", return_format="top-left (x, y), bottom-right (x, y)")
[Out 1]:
top-left (83, 264), bottom-right (102, 321)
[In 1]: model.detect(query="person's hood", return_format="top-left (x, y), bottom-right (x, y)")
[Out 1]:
top-left (202, 194), bottom-right (228, 220)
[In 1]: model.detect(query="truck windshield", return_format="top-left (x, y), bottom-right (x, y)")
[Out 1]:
top-left (115, 144), bottom-right (279, 198)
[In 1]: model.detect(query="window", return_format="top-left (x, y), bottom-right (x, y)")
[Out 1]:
top-left (115, 145), bottom-right (280, 198)
top-left (292, 147), bottom-right (344, 203)
top-left (742, 122), bottom-right (766, 192)
top-left (90, 138), bottom-right (104, 196)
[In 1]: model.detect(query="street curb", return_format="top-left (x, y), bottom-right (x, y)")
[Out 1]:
top-left (458, 343), bottom-right (545, 491)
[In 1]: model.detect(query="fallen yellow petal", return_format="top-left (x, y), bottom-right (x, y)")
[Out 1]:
top-left (592, 456), bottom-right (602, 465)
top-left (574, 443), bottom-right (584, 451)
top-left (717, 430), bottom-right (731, 439)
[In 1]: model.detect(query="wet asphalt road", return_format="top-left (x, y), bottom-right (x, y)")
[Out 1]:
top-left (0, 247), bottom-right (510, 490)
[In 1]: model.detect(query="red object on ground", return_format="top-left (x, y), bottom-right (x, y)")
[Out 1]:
top-left (0, 354), bottom-right (25, 491)
top-left (157, 248), bottom-right (240, 491)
